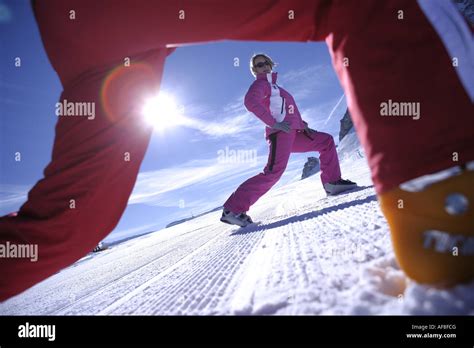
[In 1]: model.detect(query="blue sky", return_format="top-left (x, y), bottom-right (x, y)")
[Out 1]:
top-left (0, 0), bottom-right (348, 241)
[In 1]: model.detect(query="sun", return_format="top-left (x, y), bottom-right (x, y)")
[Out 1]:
top-left (142, 92), bottom-right (185, 130)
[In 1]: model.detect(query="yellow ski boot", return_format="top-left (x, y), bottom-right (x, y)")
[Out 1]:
top-left (379, 163), bottom-right (474, 286)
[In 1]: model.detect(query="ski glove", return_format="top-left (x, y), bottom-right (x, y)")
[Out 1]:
top-left (272, 121), bottom-right (291, 133)
top-left (303, 121), bottom-right (316, 134)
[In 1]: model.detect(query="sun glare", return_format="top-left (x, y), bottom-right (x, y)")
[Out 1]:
top-left (142, 92), bottom-right (184, 130)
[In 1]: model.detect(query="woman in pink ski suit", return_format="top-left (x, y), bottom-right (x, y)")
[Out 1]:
top-left (221, 53), bottom-right (355, 226)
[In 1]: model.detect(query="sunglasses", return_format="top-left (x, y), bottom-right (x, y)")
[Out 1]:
top-left (254, 61), bottom-right (271, 68)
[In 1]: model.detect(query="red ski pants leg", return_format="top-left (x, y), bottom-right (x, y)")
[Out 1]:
top-left (0, 49), bottom-right (169, 301)
top-left (324, 0), bottom-right (474, 193)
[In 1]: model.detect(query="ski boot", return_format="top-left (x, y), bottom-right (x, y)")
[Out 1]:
top-left (379, 162), bottom-right (474, 286)
top-left (324, 178), bottom-right (357, 195)
top-left (220, 208), bottom-right (254, 227)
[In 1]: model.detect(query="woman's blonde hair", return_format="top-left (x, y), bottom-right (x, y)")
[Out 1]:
top-left (249, 53), bottom-right (276, 76)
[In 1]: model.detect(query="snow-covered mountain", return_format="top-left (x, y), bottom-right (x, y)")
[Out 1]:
top-left (301, 157), bottom-right (320, 180)
top-left (1, 120), bottom-right (473, 315)
top-left (338, 108), bottom-right (353, 142)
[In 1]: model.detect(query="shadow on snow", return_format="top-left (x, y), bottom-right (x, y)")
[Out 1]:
top-left (230, 186), bottom-right (377, 236)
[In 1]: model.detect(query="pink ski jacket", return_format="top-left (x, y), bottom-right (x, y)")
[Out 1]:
top-left (244, 72), bottom-right (306, 138)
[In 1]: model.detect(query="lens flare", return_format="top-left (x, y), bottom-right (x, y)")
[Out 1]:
top-left (142, 92), bottom-right (185, 131)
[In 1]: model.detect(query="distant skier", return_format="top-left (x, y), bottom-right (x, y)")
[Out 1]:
top-left (220, 53), bottom-right (356, 227)
top-left (0, 0), bottom-right (472, 302)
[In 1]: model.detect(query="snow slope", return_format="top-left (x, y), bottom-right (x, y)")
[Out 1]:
top-left (1, 134), bottom-right (473, 315)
